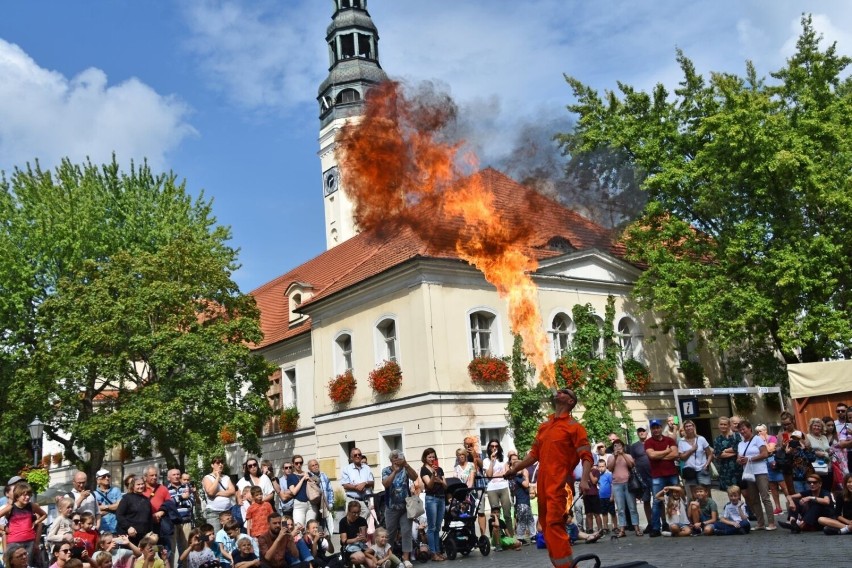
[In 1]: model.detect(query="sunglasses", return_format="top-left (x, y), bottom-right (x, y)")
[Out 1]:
top-left (294, 461), bottom-right (303, 466)
top-left (352, 454), bottom-right (363, 458)
top-left (247, 463), bottom-right (258, 468)
top-left (489, 444), bottom-right (498, 448)
top-left (72, 518), bottom-right (81, 523)
top-left (59, 549), bottom-right (72, 554)
top-left (283, 466), bottom-right (293, 470)
top-left (838, 409), bottom-right (847, 413)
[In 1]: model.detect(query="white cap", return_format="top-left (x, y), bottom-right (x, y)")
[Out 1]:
top-left (96, 469), bottom-right (110, 478)
top-left (791, 430), bottom-right (804, 439)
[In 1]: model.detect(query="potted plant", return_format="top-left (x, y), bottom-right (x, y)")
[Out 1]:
top-left (328, 370), bottom-right (357, 405)
top-left (19, 465), bottom-right (49, 494)
top-left (468, 355), bottom-right (510, 385)
top-left (554, 355), bottom-right (586, 391)
top-left (368, 360), bottom-right (403, 395)
top-left (219, 425), bottom-right (237, 444)
top-left (622, 358), bottom-right (652, 393)
top-left (279, 406), bottom-right (300, 432)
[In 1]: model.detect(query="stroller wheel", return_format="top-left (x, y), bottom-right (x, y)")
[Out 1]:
top-left (477, 535), bottom-right (491, 556)
top-left (442, 537), bottom-right (457, 561)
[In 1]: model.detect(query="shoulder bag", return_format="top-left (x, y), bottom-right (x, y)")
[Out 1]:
top-left (627, 466), bottom-right (645, 496)
top-left (740, 438), bottom-right (756, 483)
top-left (306, 477), bottom-right (322, 505)
top-left (405, 495), bottom-right (425, 520)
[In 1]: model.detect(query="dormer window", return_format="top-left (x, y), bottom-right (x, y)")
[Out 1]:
top-left (286, 283), bottom-right (313, 324)
top-left (336, 89), bottom-right (361, 104)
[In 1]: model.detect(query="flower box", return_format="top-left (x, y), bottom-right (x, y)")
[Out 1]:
top-left (368, 360), bottom-right (403, 395)
top-left (279, 406), bottom-right (300, 432)
top-left (219, 425), bottom-right (236, 444)
top-left (468, 356), bottom-right (510, 385)
top-left (554, 356), bottom-right (586, 390)
top-left (622, 358), bottom-right (651, 393)
top-left (328, 370), bottom-right (357, 405)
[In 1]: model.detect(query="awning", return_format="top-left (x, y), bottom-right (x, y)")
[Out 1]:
top-left (787, 359), bottom-right (852, 399)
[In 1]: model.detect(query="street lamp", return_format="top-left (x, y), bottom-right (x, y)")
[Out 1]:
top-left (28, 417), bottom-right (44, 467)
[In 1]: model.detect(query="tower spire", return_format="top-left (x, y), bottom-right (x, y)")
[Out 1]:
top-left (317, 0), bottom-right (388, 249)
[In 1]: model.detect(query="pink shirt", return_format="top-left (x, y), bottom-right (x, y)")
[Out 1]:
top-left (611, 455), bottom-right (631, 484)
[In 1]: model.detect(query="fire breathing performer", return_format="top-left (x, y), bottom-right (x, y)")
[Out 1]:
top-left (504, 387), bottom-right (593, 568)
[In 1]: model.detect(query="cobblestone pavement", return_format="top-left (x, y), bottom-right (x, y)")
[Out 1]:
top-left (438, 527), bottom-right (851, 568)
top-left (424, 487), bottom-right (851, 567)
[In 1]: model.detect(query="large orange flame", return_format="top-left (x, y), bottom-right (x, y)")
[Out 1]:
top-left (336, 82), bottom-right (555, 387)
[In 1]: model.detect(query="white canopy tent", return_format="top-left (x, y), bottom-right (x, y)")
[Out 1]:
top-left (787, 359), bottom-right (852, 399)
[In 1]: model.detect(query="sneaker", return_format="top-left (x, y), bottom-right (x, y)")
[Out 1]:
top-left (713, 528), bottom-right (724, 536)
top-left (773, 507), bottom-right (782, 515)
top-left (824, 527), bottom-right (840, 535)
top-left (403, 562), bottom-right (414, 568)
top-left (691, 526), bottom-right (702, 536)
top-left (493, 547), bottom-right (502, 552)
top-left (737, 527), bottom-right (747, 535)
top-left (648, 531), bottom-right (662, 538)
top-left (661, 531), bottom-right (672, 537)
top-left (765, 525), bottom-right (777, 531)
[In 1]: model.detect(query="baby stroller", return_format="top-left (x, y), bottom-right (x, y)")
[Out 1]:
top-left (440, 479), bottom-right (490, 560)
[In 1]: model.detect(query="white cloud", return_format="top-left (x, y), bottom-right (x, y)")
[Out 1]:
top-left (181, 0), bottom-right (328, 113)
top-left (0, 38), bottom-right (195, 173)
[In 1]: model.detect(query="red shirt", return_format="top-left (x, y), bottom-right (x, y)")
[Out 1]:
top-left (246, 502), bottom-right (274, 537)
top-left (143, 483), bottom-right (171, 515)
top-left (74, 528), bottom-right (98, 554)
top-left (644, 435), bottom-right (677, 478)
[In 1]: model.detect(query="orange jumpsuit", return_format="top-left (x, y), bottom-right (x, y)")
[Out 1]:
top-left (528, 413), bottom-right (592, 568)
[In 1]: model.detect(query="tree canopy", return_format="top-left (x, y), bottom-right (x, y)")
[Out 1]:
top-left (558, 15), bottom-right (852, 370)
top-left (0, 158), bottom-right (273, 481)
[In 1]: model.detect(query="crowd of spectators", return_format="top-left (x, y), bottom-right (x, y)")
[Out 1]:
top-left (1, 403), bottom-right (850, 568)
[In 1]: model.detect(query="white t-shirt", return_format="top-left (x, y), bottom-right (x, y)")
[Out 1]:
top-left (722, 501), bottom-right (747, 523)
top-left (205, 474), bottom-right (234, 512)
top-left (737, 436), bottom-right (768, 475)
top-left (677, 436), bottom-right (710, 469)
top-left (236, 475), bottom-right (275, 499)
top-left (483, 458), bottom-right (509, 491)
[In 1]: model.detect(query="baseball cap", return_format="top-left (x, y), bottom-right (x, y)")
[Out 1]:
top-left (96, 469), bottom-right (110, 478)
top-left (791, 430), bottom-right (803, 439)
top-left (6, 476), bottom-right (22, 486)
top-left (649, 420), bottom-right (662, 428)
top-left (636, 427), bottom-right (647, 433)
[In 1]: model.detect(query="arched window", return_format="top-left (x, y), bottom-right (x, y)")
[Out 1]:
top-left (376, 318), bottom-right (398, 363)
top-left (591, 315), bottom-right (605, 359)
top-left (336, 88), bottom-right (361, 104)
top-left (617, 316), bottom-right (644, 362)
top-left (549, 313), bottom-right (574, 358)
top-left (469, 311), bottom-right (496, 358)
top-left (335, 333), bottom-right (353, 374)
top-left (289, 292), bottom-right (302, 323)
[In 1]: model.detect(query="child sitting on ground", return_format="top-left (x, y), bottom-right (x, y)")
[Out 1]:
top-left (489, 510), bottom-right (522, 551)
top-left (686, 485), bottom-right (718, 536)
top-left (565, 512), bottom-right (602, 545)
top-left (713, 485), bottom-right (750, 535)
top-left (369, 528), bottom-right (400, 568)
top-left (653, 485), bottom-right (691, 536)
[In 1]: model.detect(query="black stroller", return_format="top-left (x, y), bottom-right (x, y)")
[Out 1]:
top-left (440, 479), bottom-right (490, 560)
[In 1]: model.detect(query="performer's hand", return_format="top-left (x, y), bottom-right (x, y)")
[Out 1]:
top-left (579, 478), bottom-right (590, 493)
top-left (502, 466), bottom-right (515, 480)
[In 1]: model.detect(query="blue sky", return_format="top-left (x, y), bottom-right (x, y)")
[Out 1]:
top-left (1, 1), bottom-right (850, 292)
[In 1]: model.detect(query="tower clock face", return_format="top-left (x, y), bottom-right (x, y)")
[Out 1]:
top-left (323, 166), bottom-right (339, 196)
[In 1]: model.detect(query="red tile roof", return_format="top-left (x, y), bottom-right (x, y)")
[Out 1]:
top-left (250, 168), bottom-right (625, 350)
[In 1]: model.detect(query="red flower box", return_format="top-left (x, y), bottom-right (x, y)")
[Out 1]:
top-left (554, 357), bottom-right (586, 390)
top-left (368, 360), bottom-right (403, 395)
top-left (328, 370), bottom-right (357, 405)
top-left (468, 356), bottom-right (510, 385)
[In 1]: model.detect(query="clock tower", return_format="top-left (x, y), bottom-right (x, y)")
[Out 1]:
top-left (318, 0), bottom-right (387, 249)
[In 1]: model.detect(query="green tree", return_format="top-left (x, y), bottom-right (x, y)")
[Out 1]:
top-left (505, 335), bottom-right (549, 455)
top-left (558, 16), bottom-right (852, 373)
top-left (566, 298), bottom-right (633, 443)
top-left (0, 158), bottom-right (273, 481)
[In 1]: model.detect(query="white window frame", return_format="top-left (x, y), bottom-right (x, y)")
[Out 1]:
top-left (282, 366), bottom-right (298, 408)
top-left (373, 315), bottom-right (399, 365)
top-left (378, 428), bottom-right (405, 467)
top-left (616, 315), bottom-right (644, 363)
top-left (334, 330), bottom-right (354, 375)
top-left (548, 311), bottom-right (575, 359)
top-left (467, 308), bottom-right (502, 359)
top-left (591, 314), bottom-right (605, 359)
